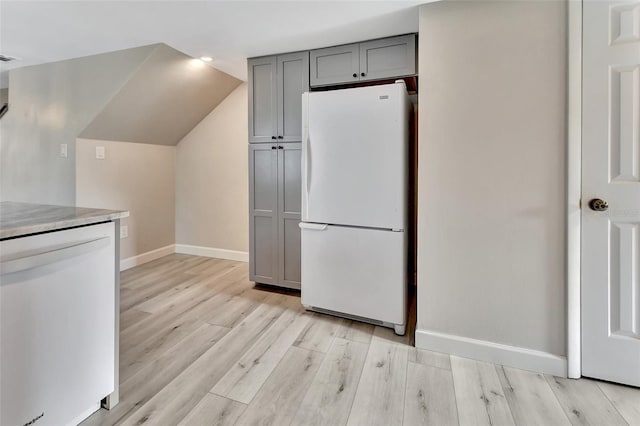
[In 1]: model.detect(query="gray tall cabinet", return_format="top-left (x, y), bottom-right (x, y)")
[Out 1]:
top-left (248, 51), bottom-right (308, 289)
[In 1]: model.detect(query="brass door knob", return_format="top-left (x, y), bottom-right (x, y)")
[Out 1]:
top-left (589, 198), bottom-right (609, 212)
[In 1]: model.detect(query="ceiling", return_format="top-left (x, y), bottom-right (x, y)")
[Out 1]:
top-left (0, 1), bottom-right (425, 89)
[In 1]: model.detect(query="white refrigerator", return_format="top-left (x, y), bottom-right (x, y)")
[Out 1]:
top-left (300, 81), bottom-right (410, 335)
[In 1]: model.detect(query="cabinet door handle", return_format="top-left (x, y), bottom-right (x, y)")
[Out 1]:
top-left (278, 145), bottom-right (284, 149)
top-left (361, 72), bottom-right (366, 77)
top-left (271, 136), bottom-right (277, 140)
top-left (352, 73), bottom-right (357, 78)
top-left (271, 146), bottom-right (277, 150)
top-left (277, 135), bottom-right (283, 139)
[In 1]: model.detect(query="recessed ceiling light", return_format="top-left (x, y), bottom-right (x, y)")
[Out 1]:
top-left (200, 56), bottom-right (213, 62)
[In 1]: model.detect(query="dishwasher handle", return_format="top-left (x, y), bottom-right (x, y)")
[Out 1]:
top-left (1, 237), bottom-right (111, 275)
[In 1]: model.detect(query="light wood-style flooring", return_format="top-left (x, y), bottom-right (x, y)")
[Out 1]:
top-left (83, 254), bottom-right (640, 426)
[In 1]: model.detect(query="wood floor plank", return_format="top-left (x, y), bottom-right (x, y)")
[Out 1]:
top-left (403, 361), bottom-right (459, 426)
top-left (119, 322), bottom-right (229, 412)
top-left (294, 312), bottom-right (344, 353)
top-left (119, 296), bottom-right (287, 426)
top-left (178, 393), bottom-right (246, 426)
top-left (119, 308), bottom-right (151, 332)
top-left (372, 324), bottom-right (412, 347)
top-left (347, 337), bottom-right (409, 426)
top-left (120, 271), bottom-right (194, 313)
top-left (408, 348), bottom-right (452, 370)
top-left (450, 356), bottom-right (514, 426)
top-left (134, 263), bottom-right (238, 314)
top-left (546, 375), bottom-right (627, 426)
top-left (79, 399), bottom-right (138, 426)
top-left (497, 366), bottom-right (571, 426)
top-left (335, 319), bottom-right (375, 344)
top-left (205, 290), bottom-right (268, 328)
top-left (597, 381), bottom-right (640, 425)
top-left (211, 304), bottom-right (312, 403)
top-left (119, 289), bottom-right (238, 381)
top-left (235, 346), bottom-right (324, 426)
top-left (292, 337), bottom-right (369, 426)
top-left (119, 271), bottom-right (257, 362)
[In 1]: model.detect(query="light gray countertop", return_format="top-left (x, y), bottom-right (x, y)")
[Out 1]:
top-left (0, 201), bottom-right (129, 240)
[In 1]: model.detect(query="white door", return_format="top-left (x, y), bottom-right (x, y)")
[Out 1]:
top-left (302, 83), bottom-right (409, 230)
top-left (582, 0), bottom-right (640, 387)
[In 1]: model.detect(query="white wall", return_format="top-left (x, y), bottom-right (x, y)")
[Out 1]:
top-left (417, 0), bottom-right (567, 368)
top-left (0, 46), bottom-right (155, 204)
top-left (175, 83), bottom-right (249, 255)
top-left (76, 138), bottom-right (176, 261)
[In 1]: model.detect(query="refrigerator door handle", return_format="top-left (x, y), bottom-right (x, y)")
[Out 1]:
top-left (301, 92), bottom-right (310, 220)
top-left (298, 222), bottom-right (328, 231)
top-left (305, 133), bottom-right (311, 195)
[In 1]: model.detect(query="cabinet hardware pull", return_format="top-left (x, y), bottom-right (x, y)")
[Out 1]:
top-left (278, 145), bottom-right (283, 149)
top-left (271, 146), bottom-right (277, 149)
top-left (352, 73), bottom-right (357, 78)
top-left (361, 72), bottom-right (366, 77)
top-left (271, 136), bottom-right (277, 140)
top-left (277, 135), bottom-right (283, 139)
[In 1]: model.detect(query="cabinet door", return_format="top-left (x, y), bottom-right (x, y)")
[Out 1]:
top-left (277, 143), bottom-right (302, 289)
top-left (359, 34), bottom-right (416, 82)
top-left (249, 144), bottom-right (278, 284)
top-left (277, 52), bottom-right (309, 142)
top-left (248, 56), bottom-right (277, 143)
top-left (310, 43), bottom-right (360, 87)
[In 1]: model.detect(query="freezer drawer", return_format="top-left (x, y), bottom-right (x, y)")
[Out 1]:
top-left (300, 224), bottom-right (406, 326)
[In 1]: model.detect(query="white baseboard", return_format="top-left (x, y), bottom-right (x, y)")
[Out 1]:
top-left (175, 244), bottom-right (249, 262)
top-left (120, 244), bottom-right (175, 271)
top-left (415, 328), bottom-right (567, 377)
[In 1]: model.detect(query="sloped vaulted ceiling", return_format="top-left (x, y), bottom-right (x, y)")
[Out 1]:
top-left (80, 44), bottom-right (242, 146)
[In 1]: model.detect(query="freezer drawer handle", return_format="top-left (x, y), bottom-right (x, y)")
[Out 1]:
top-left (298, 223), bottom-right (328, 231)
top-left (0, 237), bottom-right (110, 275)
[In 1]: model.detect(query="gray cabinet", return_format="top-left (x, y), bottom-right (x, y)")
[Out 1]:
top-left (310, 34), bottom-right (416, 87)
top-left (249, 143), bottom-right (301, 289)
top-left (249, 52), bottom-right (309, 143)
top-left (309, 43), bottom-right (360, 87)
top-left (249, 144), bottom-right (278, 284)
top-left (248, 57), bottom-right (277, 143)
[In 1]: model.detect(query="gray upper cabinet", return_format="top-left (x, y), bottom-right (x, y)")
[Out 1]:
top-left (310, 34), bottom-right (417, 87)
top-left (248, 56), bottom-right (277, 143)
top-left (249, 51), bottom-right (309, 143)
top-left (359, 34), bottom-right (416, 82)
top-left (309, 43), bottom-right (360, 87)
top-left (277, 52), bottom-right (309, 142)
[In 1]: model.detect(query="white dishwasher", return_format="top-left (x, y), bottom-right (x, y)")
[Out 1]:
top-left (0, 222), bottom-right (115, 426)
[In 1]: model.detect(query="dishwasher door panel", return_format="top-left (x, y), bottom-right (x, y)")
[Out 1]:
top-left (0, 222), bottom-right (115, 426)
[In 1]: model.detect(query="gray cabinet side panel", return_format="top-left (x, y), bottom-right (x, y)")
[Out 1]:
top-left (248, 57), bottom-right (277, 143)
top-left (278, 143), bottom-right (302, 289)
top-left (310, 43), bottom-right (360, 87)
top-left (249, 144), bottom-right (278, 284)
top-left (277, 51), bottom-right (309, 142)
top-left (359, 34), bottom-right (417, 82)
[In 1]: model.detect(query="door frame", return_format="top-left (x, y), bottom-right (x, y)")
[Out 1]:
top-left (567, 0), bottom-right (582, 379)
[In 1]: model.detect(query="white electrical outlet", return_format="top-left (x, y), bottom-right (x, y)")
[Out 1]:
top-left (96, 146), bottom-right (105, 160)
top-left (59, 144), bottom-right (68, 158)
top-left (120, 225), bottom-right (129, 239)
